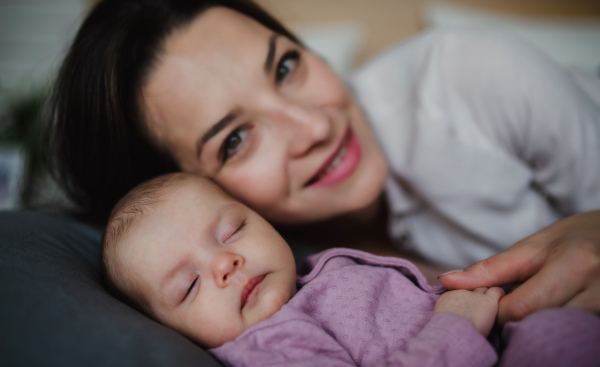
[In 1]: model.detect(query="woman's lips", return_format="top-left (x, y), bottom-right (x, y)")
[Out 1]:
top-left (305, 126), bottom-right (361, 188)
top-left (241, 275), bottom-right (265, 310)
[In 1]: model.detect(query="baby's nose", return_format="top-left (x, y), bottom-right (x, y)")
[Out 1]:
top-left (214, 252), bottom-right (244, 288)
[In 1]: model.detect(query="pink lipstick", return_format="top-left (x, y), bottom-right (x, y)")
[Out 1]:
top-left (305, 126), bottom-right (361, 188)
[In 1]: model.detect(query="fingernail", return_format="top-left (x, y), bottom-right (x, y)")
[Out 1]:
top-left (438, 269), bottom-right (463, 278)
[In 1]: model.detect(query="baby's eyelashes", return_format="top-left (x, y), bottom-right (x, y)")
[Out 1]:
top-left (223, 219), bottom-right (247, 244)
top-left (182, 275), bottom-right (200, 303)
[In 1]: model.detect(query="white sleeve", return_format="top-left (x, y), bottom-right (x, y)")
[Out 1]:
top-left (439, 28), bottom-right (600, 215)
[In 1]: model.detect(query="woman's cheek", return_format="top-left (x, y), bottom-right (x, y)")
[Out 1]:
top-left (305, 57), bottom-right (349, 107)
top-left (219, 159), bottom-right (289, 215)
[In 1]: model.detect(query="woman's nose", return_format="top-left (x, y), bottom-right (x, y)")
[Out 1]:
top-left (213, 252), bottom-right (244, 288)
top-left (283, 104), bottom-right (331, 157)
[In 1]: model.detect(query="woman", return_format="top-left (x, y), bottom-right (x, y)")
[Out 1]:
top-left (42, 0), bottom-right (600, 325)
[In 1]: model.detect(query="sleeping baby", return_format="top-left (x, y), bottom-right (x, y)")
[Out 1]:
top-left (102, 173), bottom-right (600, 367)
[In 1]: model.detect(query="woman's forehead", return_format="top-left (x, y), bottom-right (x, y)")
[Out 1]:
top-left (148, 7), bottom-right (272, 96)
top-left (165, 7), bottom-right (271, 58)
top-left (141, 7), bottom-right (273, 142)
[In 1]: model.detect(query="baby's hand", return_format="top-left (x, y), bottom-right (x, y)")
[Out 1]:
top-left (434, 287), bottom-right (505, 336)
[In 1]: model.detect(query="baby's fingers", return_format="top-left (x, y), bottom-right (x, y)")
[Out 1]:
top-left (485, 287), bottom-right (505, 302)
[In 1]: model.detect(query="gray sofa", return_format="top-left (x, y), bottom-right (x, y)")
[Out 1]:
top-left (0, 210), bottom-right (223, 366)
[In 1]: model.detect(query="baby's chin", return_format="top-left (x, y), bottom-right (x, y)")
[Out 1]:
top-left (242, 286), bottom-right (296, 328)
top-left (180, 282), bottom-right (296, 349)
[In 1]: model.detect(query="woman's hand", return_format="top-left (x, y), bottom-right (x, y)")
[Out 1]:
top-left (434, 287), bottom-right (504, 336)
top-left (439, 210), bottom-right (600, 325)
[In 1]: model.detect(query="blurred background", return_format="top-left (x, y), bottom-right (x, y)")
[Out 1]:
top-left (1, 0), bottom-right (599, 209)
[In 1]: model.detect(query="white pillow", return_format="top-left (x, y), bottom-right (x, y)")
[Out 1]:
top-left (291, 21), bottom-right (366, 78)
top-left (424, 1), bottom-right (600, 75)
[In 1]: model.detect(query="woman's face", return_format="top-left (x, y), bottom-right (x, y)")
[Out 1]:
top-left (141, 7), bottom-right (388, 224)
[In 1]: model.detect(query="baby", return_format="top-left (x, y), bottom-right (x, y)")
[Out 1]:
top-left (102, 173), bottom-right (600, 367)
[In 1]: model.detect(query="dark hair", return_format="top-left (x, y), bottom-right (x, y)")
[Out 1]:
top-left (43, 0), bottom-right (300, 224)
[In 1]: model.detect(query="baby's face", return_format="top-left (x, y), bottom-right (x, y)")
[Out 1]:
top-left (116, 178), bottom-right (297, 348)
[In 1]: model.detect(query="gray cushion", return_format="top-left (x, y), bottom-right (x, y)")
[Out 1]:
top-left (0, 210), bottom-right (222, 367)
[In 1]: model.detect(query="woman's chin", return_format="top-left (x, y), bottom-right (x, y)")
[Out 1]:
top-left (345, 193), bottom-right (387, 223)
top-left (268, 186), bottom-right (387, 226)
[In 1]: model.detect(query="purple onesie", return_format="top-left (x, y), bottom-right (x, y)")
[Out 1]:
top-left (211, 248), bottom-right (600, 367)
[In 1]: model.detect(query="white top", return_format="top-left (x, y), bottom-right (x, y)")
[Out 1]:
top-left (350, 28), bottom-right (600, 268)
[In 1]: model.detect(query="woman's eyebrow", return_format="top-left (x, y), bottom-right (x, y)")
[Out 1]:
top-left (195, 33), bottom-right (280, 159)
top-left (264, 33), bottom-right (279, 72)
top-left (196, 109), bottom-right (239, 158)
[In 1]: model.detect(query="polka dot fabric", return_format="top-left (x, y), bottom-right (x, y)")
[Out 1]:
top-left (211, 248), bottom-right (600, 367)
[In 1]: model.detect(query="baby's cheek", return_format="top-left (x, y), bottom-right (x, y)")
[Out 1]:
top-left (250, 288), bottom-right (292, 325)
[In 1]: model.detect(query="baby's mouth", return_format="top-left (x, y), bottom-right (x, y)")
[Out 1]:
top-left (241, 275), bottom-right (265, 309)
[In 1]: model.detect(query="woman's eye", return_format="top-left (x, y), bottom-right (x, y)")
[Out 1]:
top-left (220, 128), bottom-right (247, 163)
top-left (275, 50), bottom-right (300, 83)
